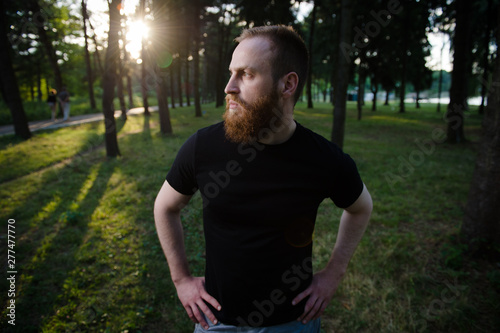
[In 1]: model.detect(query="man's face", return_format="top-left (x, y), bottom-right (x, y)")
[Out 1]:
top-left (223, 37), bottom-right (283, 144)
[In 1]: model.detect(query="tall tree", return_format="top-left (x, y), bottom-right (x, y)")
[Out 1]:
top-left (477, 0), bottom-right (497, 115)
top-left (151, 0), bottom-right (173, 135)
top-left (446, 0), bottom-right (473, 143)
top-left (331, 0), bottom-right (354, 148)
top-left (306, 0), bottom-right (317, 109)
top-left (101, 0), bottom-right (121, 157)
top-left (461, 4), bottom-right (500, 253)
top-left (192, 0), bottom-right (203, 117)
top-left (82, 0), bottom-right (96, 109)
top-left (116, 11), bottom-right (127, 119)
top-left (0, 0), bottom-right (31, 139)
top-left (140, 0), bottom-right (150, 116)
top-left (176, 57), bottom-right (183, 106)
top-left (87, 18), bottom-right (104, 75)
top-left (26, 0), bottom-right (64, 93)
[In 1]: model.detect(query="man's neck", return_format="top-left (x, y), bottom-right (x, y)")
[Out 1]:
top-left (258, 114), bottom-right (296, 145)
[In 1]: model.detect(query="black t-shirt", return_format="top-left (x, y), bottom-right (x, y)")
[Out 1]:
top-left (166, 121), bottom-right (363, 327)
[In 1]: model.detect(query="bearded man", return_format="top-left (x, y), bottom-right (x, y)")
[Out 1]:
top-left (154, 25), bottom-right (373, 333)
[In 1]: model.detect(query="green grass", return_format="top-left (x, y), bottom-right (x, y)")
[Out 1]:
top-left (0, 101), bottom-right (498, 332)
top-left (0, 95), bottom-right (157, 126)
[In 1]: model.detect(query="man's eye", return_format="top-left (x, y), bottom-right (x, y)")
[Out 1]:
top-left (243, 72), bottom-right (252, 78)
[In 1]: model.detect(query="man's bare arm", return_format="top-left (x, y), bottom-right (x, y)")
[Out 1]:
top-left (293, 183), bottom-right (373, 323)
top-left (154, 181), bottom-right (221, 329)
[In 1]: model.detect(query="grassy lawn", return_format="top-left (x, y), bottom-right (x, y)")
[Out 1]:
top-left (0, 101), bottom-right (498, 332)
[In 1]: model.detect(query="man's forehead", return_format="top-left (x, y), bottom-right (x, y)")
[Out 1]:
top-left (230, 37), bottom-right (273, 70)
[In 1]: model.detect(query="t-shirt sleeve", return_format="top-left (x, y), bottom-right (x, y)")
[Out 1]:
top-left (165, 133), bottom-right (198, 195)
top-left (329, 149), bottom-right (364, 209)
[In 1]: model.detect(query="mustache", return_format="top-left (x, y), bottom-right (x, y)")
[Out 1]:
top-left (225, 94), bottom-right (246, 107)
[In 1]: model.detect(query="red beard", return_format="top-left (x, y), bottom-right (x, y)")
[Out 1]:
top-left (223, 89), bottom-right (283, 144)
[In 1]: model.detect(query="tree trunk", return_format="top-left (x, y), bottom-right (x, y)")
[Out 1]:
top-left (140, 0), bottom-right (150, 116)
top-left (87, 19), bottom-right (104, 75)
top-left (193, 0), bottom-right (202, 117)
top-left (357, 64), bottom-right (366, 120)
top-left (185, 40), bottom-right (191, 107)
top-left (437, 69), bottom-right (443, 112)
top-left (117, 69), bottom-right (127, 119)
top-left (126, 72), bottom-right (134, 109)
top-left (27, 0), bottom-right (63, 93)
top-left (479, 0), bottom-right (493, 115)
top-left (331, 0), bottom-right (354, 148)
top-left (446, 0), bottom-right (472, 143)
top-left (122, 32), bottom-right (134, 109)
top-left (177, 57), bottom-right (183, 106)
top-left (119, 11), bottom-right (133, 111)
top-left (399, 65), bottom-right (406, 113)
top-left (156, 68), bottom-right (173, 135)
top-left (152, 0), bottom-right (174, 133)
top-left (37, 59), bottom-right (42, 101)
top-left (101, 0), bottom-right (121, 157)
top-left (461, 6), bottom-right (500, 253)
top-left (82, 0), bottom-right (96, 109)
top-left (399, 19), bottom-right (409, 113)
top-left (371, 84), bottom-right (378, 111)
top-left (384, 89), bottom-right (390, 105)
top-left (215, 15), bottom-right (230, 108)
top-left (116, 14), bottom-right (127, 120)
top-left (169, 65), bottom-right (176, 109)
top-left (0, 1), bottom-right (31, 139)
top-left (306, 1), bottom-right (317, 109)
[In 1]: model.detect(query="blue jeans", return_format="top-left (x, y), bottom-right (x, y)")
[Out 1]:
top-left (193, 317), bottom-right (321, 333)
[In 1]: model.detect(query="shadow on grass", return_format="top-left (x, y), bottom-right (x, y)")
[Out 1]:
top-left (0, 157), bottom-right (116, 332)
top-left (0, 117), bottom-right (128, 184)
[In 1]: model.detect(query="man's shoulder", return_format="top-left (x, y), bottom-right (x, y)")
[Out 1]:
top-left (193, 121), bottom-right (227, 145)
top-left (296, 122), bottom-right (341, 151)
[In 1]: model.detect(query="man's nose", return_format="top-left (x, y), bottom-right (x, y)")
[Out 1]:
top-left (224, 75), bottom-right (239, 95)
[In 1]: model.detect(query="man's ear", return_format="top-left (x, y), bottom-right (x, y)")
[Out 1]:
top-left (280, 72), bottom-right (299, 99)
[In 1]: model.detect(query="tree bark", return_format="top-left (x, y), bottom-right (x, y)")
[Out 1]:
top-left (357, 64), bottom-right (366, 120)
top-left (37, 58), bottom-right (42, 101)
top-left (152, 0), bottom-right (173, 134)
top-left (27, 0), bottom-right (63, 93)
top-left (176, 57), bottom-right (183, 106)
top-left (101, 0), bottom-right (121, 157)
top-left (399, 35), bottom-right (408, 113)
top-left (0, 0), bottom-right (31, 139)
top-left (185, 38), bottom-right (191, 107)
top-left (306, 1), bottom-right (317, 109)
top-left (193, 0), bottom-right (202, 117)
top-left (117, 68), bottom-right (127, 119)
top-left (215, 11), bottom-right (231, 108)
top-left (169, 65), bottom-right (176, 109)
top-left (437, 69), bottom-right (443, 112)
top-left (156, 68), bottom-right (173, 135)
top-left (140, 0), bottom-right (150, 116)
top-left (371, 83), bottom-right (378, 111)
top-left (461, 5), bottom-right (500, 252)
top-left (446, 0), bottom-right (472, 143)
top-left (331, 0), bottom-right (354, 148)
top-left (82, 0), bottom-right (96, 109)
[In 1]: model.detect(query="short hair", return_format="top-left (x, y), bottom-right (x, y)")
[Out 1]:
top-left (235, 25), bottom-right (309, 104)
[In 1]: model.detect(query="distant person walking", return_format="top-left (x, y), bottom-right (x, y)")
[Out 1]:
top-left (58, 86), bottom-right (71, 121)
top-left (47, 89), bottom-right (57, 121)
